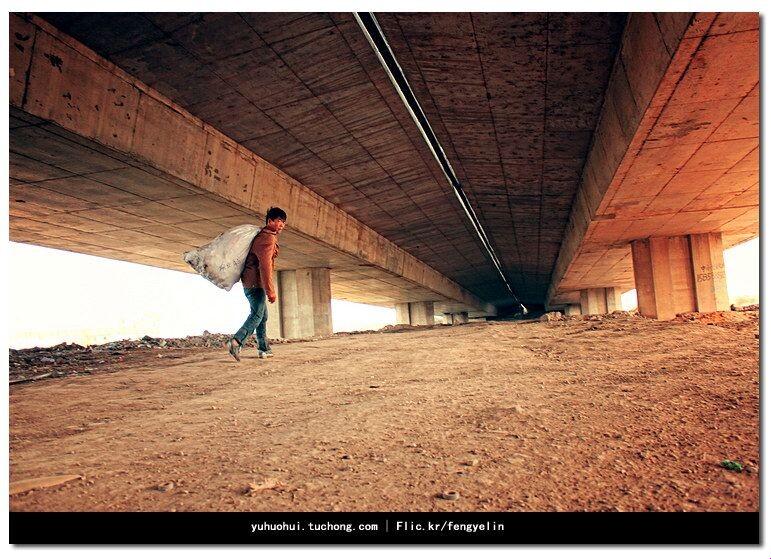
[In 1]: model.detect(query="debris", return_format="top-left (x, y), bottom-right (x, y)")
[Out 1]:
top-left (379, 324), bottom-right (435, 333)
top-left (539, 312), bottom-right (564, 322)
top-left (731, 304), bottom-right (758, 312)
top-left (439, 490), bottom-right (460, 501)
top-left (9, 333), bottom-right (272, 384)
top-left (10, 474), bottom-right (83, 495)
top-left (9, 372), bottom-right (55, 385)
top-left (156, 482), bottom-right (175, 492)
top-left (608, 310), bottom-right (639, 319)
top-left (243, 478), bottom-right (280, 495)
top-left (675, 311), bottom-right (753, 325)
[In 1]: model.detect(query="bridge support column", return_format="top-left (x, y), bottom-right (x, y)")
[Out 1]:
top-left (631, 233), bottom-right (728, 320)
top-left (266, 271), bottom-right (283, 340)
top-left (452, 312), bottom-right (469, 324)
top-left (278, 268), bottom-right (332, 338)
top-left (605, 288), bottom-right (622, 312)
top-left (579, 287), bottom-right (620, 315)
top-left (409, 302), bottom-right (435, 326)
top-left (565, 304), bottom-right (581, 316)
top-left (395, 303), bottom-right (411, 325)
top-left (394, 302), bottom-right (435, 326)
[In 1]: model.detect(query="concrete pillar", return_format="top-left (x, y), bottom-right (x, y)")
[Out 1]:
top-left (631, 233), bottom-right (728, 320)
top-left (565, 304), bottom-right (581, 316)
top-left (395, 303), bottom-right (411, 325)
top-left (278, 268), bottom-right (332, 338)
top-left (395, 302), bottom-right (435, 326)
top-left (605, 288), bottom-right (622, 312)
top-left (409, 302), bottom-right (435, 326)
top-left (689, 233), bottom-right (729, 313)
top-left (579, 287), bottom-right (621, 315)
top-left (266, 271), bottom-right (283, 339)
top-left (452, 312), bottom-right (469, 324)
top-left (579, 288), bottom-right (608, 315)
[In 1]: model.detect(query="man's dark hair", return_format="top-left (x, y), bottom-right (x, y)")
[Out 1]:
top-left (266, 207), bottom-right (287, 224)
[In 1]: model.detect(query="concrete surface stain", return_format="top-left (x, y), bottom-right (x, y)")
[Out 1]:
top-left (44, 53), bottom-right (63, 71)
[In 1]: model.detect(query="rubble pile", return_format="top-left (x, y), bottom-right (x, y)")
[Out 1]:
top-left (539, 312), bottom-right (565, 322)
top-left (9, 332), bottom-right (267, 385)
top-left (606, 310), bottom-right (642, 319)
top-left (10, 325), bottom-right (436, 385)
top-left (675, 310), bottom-right (759, 326)
top-left (378, 324), bottom-right (431, 333)
top-left (539, 310), bottom-right (643, 322)
top-left (731, 304), bottom-right (759, 312)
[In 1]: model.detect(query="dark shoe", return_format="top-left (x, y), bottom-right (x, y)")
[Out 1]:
top-left (227, 338), bottom-right (241, 362)
top-left (258, 349), bottom-right (274, 359)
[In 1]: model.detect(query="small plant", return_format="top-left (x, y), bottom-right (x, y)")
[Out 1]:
top-left (721, 460), bottom-right (743, 472)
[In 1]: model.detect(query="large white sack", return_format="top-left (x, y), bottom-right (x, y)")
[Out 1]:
top-left (183, 224), bottom-right (261, 291)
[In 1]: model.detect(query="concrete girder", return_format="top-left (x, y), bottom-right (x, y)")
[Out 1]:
top-left (9, 13), bottom-right (491, 315)
top-left (548, 13), bottom-right (759, 307)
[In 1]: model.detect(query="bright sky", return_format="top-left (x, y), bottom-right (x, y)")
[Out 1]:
top-left (7, 242), bottom-right (396, 349)
top-left (6, 237), bottom-right (758, 349)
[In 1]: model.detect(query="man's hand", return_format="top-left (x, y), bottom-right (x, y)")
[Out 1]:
top-left (268, 293), bottom-right (277, 304)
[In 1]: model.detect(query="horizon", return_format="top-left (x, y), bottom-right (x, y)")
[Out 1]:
top-left (7, 237), bottom-right (759, 350)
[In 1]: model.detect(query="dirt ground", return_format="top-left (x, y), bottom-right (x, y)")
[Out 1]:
top-left (9, 311), bottom-right (759, 512)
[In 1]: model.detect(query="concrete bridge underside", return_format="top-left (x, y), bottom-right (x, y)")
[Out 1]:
top-left (546, 13), bottom-right (758, 319)
top-left (9, 12), bottom-right (759, 333)
top-left (10, 13), bottom-right (493, 339)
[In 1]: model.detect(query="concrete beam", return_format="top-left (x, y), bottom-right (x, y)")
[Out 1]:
top-left (468, 309), bottom-right (497, 319)
top-left (435, 301), bottom-right (497, 318)
top-left (9, 13), bottom-right (489, 313)
top-left (631, 232), bottom-right (728, 319)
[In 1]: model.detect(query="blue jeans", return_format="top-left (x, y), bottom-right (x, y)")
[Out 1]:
top-left (234, 287), bottom-right (270, 351)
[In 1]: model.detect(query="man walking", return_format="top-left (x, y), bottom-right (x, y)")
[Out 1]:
top-left (227, 207), bottom-right (286, 361)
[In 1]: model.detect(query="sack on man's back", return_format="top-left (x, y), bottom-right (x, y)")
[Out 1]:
top-left (183, 224), bottom-right (261, 290)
